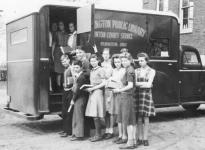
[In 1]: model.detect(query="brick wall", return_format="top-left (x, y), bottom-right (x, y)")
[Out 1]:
top-left (180, 0), bottom-right (205, 54)
top-left (143, 0), bottom-right (205, 54)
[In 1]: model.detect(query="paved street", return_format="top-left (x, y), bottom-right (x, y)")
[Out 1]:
top-left (0, 81), bottom-right (205, 150)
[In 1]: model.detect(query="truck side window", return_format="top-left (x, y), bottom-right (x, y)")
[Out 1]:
top-left (150, 39), bottom-right (169, 58)
top-left (183, 51), bottom-right (199, 65)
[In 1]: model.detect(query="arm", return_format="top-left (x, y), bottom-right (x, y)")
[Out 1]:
top-left (135, 69), bottom-right (143, 87)
top-left (113, 81), bottom-right (133, 93)
top-left (88, 80), bottom-right (106, 92)
top-left (51, 43), bottom-right (55, 60)
top-left (86, 68), bottom-right (106, 92)
top-left (113, 67), bottom-right (134, 93)
top-left (135, 82), bottom-right (145, 87)
top-left (72, 72), bottom-right (89, 102)
top-left (63, 70), bottom-right (67, 88)
top-left (140, 70), bottom-right (156, 88)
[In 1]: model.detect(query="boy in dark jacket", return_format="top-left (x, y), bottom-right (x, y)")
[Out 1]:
top-left (70, 60), bottom-right (90, 141)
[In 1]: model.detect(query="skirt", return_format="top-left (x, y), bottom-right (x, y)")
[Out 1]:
top-left (53, 46), bottom-right (64, 73)
top-left (135, 88), bottom-right (155, 117)
top-left (85, 89), bottom-right (105, 118)
top-left (110, 93), bottom-right (120, 115)
top-left (117, 93), bottom-right (136, 126)
top-left (105, 88), bottom-right (113, 113)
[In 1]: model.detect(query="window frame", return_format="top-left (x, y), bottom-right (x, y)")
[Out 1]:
top-left (179, 0), bottom-right (194, 34)
top-left (149, 38), bottom-right (170, 59)
top-left (181, 50), bottom-right (202, 69)
top-left (156, 0), bottom-right (169, 11)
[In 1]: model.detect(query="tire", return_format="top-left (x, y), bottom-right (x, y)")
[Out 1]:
top-left (182, 104), bottom-right (200, 111)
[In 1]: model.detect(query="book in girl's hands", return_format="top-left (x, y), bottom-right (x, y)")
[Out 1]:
top-left (107, 80), bottom-right (120, 89)
top-left (80, 84), bottom-right (94, 90)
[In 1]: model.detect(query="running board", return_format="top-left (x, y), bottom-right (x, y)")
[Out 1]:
top-left (2, 107), bottom-right (44, 120)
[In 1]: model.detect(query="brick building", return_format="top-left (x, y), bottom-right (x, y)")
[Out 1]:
top-left (143, 0), bottom-right (205, 55)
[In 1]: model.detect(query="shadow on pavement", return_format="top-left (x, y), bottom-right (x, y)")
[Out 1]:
top-left (151, 107), bottom-right (205, 123)
top-left (8, 106), bottom-right (205, 135)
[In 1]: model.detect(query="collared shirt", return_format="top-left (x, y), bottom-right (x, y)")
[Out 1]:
top-left (101, 60), bottom-right (113, 79)
top-left (67, 31), bottom-right (77, 48)
top-left (49, 32), bottom-right (52, 47)
top-left (75, 71), bottom-right (83, 79)
top-left (90, 66), bottom-right (106, 86)
top-left (64, 66), bottom-right (73, 91)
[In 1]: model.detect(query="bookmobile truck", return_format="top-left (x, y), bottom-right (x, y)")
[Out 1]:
top-left (5, 1), bottom-right (205, 120)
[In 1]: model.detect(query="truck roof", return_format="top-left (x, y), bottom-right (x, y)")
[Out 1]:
top-left (6, 0), bottom-right (179, 24)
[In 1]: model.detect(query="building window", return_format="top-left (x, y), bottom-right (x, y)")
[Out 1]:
top-left (180, 0), bottom-right (194, 34)
top-left (156, 0), bottom-right (169, 11)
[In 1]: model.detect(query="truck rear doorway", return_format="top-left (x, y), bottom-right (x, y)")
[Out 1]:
top-left (41, 6), bottom-right (77, 113)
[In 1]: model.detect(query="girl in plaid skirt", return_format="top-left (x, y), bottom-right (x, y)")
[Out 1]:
top-left (135, 53), bottom-right (156, 147)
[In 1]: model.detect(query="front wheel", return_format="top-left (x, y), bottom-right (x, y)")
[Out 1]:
top-left (182, 104), bottom-right (200, 111)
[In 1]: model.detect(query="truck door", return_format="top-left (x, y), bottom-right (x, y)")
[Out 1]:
top-left (77, 4), bottom-right (94, 51)
top-left (7, 14), bottom-right (39, 115)
top-left (179, 46), bottom-right (205, 104)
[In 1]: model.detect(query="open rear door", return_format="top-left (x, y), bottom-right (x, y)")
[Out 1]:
top-left (7, 14), bottom-right (39, 116)
top-left (77, 4), bottom-right (95, 52)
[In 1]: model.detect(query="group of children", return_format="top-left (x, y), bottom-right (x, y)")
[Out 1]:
top-left (59, 47), bottom-right (156, 149)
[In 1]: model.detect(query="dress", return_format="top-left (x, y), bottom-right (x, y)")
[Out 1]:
top-left (53, 31), bottom-right (69, 73)
top-left (135, 67), bottom-right (156, 117)
top-left (117, 66), bottom-right (136, 126)
top-left (85, 66), bottom-right (106, 118)
top-left (101, 60), bottom-right (113, 113)
top-left (109, 68), bottom-right (125, 115)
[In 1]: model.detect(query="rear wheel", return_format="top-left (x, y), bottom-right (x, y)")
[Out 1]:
top-left (182, 104), bottom-right (200, 111)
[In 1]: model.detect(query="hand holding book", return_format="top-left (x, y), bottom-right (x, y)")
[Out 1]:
top-left (106, 79), bottom-right (120, 89)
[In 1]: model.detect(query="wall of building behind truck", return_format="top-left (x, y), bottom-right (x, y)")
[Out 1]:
top-left (143, 0), bottom-right (205, 55)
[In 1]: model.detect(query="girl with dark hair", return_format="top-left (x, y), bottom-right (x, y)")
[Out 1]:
top-left (85, 54), bottom-right (106, 142)
top-left (113, 53), bottom-right (136, 149)
top-left (135, 52), bottom-right (156, 146)
top-left (108, 54), bottom-right (127, 143)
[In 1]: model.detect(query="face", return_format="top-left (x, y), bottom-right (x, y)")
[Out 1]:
top-left (114, 58), bottom-right (121, 69)
top-left (69, 23), bottom-right (75, 33)
top-left (90, 58), bottom-right (98, 68)
top-left (138, 57), bottom-right (147, 68)
top-left (102, 50), bottom-right (110, 61)
top-left (121, 48), bottom-right (128, 54)
top-left (121, 57), bottom-right (131, 68)
top-left (58, 22), bottom-right (65, 31)
top-left (76, 49), bottom-right (85, 60)
top-left (51, 23), bottom-right (57, 32)
top-left (61, 58), bottom-right (70, 67)
top-left (73, 65), bottom-right (82, 74)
